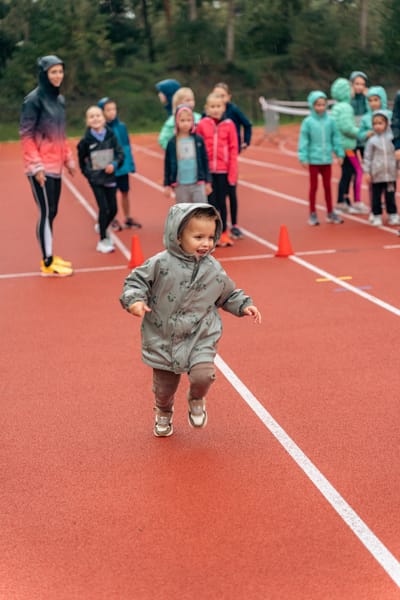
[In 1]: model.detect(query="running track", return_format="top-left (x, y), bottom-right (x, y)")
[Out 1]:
top-left (1, 126), bottom-right (399, 599)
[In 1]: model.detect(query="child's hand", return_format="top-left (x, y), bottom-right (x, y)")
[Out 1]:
top-left (243, 305), bottom-right (262, 324)
top-left (105, 164), bottom-right (115, 174)
top-left (164, 186), bottom-right (173, 198)
top-left (301, 162), bottom-right (308, 169)
top-left (128, 301), bottom-right (151, 317)
top-left (66, 165), bottom-right (75, 177)
top-left (395, 149), bottom-right (400, 161)
top-left (364, 173), bottom-right (371, 184)
top-left (337, 158), bottom-right (343, 166)
top-left (205, 183), bottom-right (212, 195)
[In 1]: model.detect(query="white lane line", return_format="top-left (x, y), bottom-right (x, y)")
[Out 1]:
top-left (215, 354), bottom-right (400, 589)
top-left (0, 265), bottom-right (128, 280)
top-left (64, 168), bottom-right (400, 585)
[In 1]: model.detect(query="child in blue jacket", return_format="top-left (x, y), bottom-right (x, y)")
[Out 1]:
top-left (298, 91), bottom-right (344, 225)
top-left (98, 97), bottom-right (141, 230)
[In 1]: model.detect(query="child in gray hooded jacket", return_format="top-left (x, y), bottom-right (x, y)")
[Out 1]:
top-left (120, 203), bottom-right (261, 437)
top-left (363, 110), bottom-right (400, 226)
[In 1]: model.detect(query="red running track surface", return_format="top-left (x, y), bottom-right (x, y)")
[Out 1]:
top-left (0, 127), bottom-right (399, 599)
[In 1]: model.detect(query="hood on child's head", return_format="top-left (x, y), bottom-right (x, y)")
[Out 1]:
top-left (163, 203), bottom-right (222, 258)
top-left (307, 90), bottom-right (327, 112)
top-left (174, 104), bottom-right (195, 133)
top-left (372, 109), bottom-right (390, 127)
top-left (330, 78), bottom-right (352, 103)
top-left (155, 79), bottom-right (181, 114)
top-left (367, 86), bottom-right (388, 111)
top-left (98, 96), bottom-right (112, 109)
top-left (349, 70), bottom-right (368, 85)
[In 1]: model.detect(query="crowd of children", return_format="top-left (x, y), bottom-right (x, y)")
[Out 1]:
top-left (298, 70), bottom-right (400, 227)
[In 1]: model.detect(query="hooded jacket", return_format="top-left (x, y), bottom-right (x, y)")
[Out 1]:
top-left (391, 91), bottom-right (400, 150)
top-left (19, 55), bottom-right (74, 176)
top-left (195, 116), bottom-right (239, 185)
top-left (97, 97), bottom-right (136, 176)
top-left (155, 79), bottom-right (181, 116)
top-left (120, 203), bottom-right (253, 373)
top-left (358, 86), bottom-right (392, 144)
top-left (363, 111), bottom-right (397, 183)
top-left (77, 126), bottom-right (124, 187)
top-left (330, 78), bottom-right (359, 151)
top-left (298, 91), bottom-right (343, 165)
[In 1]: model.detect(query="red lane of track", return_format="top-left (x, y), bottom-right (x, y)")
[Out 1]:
top-left (1, 130), bottom-right (399, 599)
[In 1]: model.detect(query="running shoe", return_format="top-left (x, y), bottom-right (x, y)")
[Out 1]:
top-left (308, 212), bottom-right (320, 226)
top-left (335, 202), bottom-right (350, 213)
top-left (110, 219), bottom-right (123, 231)
top-left (349, 202), bottom-right (369, 214)
top-left (230, 225), bottom-right (244, 239)
top-left (217, 231), bottom-right (234, 247)
top-left (387, 213), bottom-right (400, 225)
top-left (124, 217), bottom-right (142, 229)
top-left (154, 409), bottom-right (174, 437)
top-left (370, 214), bottom-right (382, 226)
top-left (53, 255), bottom-right (73, 268)
top-left (40, 261), bottom-right (73, 277)
top-left (326, 212), bottom-right (343, 224)
top-left (187, 397), bottom-right (208, 428)
top-left (96, 239), bottom-right (115, 253)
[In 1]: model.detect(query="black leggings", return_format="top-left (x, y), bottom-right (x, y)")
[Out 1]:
top-left (29, 175), bottom-right (61, 262)
top-left (91, 184), bottom-right (118, 239)
top-left (208, 173), bottom-right (228, 231)
top-left (227, 184), bottom-right (238, 226)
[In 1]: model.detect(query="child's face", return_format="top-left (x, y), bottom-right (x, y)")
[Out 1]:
top-left (176, 109), bottom-right (193, 135)
top-left (368, 95), bottom-right (381, 111)
top-left (372, 115), bottom-right (387, 134)
top-left (103, 102), bottom-right (117, 122)
top-left (47, 64), bottom-right (64, 87)
top-left (213, 87), bottom-right (230, 104)
top-left (313, 98), bottom-right (327, 115)
top-left (180, 94), bottom-right (195, 109)
top-left (178, 217), bottom-right (217, 257)
top-left (352, 76), bottom-right (367, 94)
top-left (206, 98), bottom-right (225, 120)
top-left (158, 92), bottom-right (167, 105)
top-left (86, 107), bottom-right (106, 131)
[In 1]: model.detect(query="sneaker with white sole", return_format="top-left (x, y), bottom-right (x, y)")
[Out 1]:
top-left (153, 409), bottom-right (173, 437)
top-left (326, 212), bottom-right (344, 224)
top-left (335, 202), bottom-right (350, 213)
top-left (370, 214), bottom-right (382, 226)
top-left (96, 239), bottom-right (115, 253)
top-left (308, 212), bottom-right (320, 226)
top-left (349, 202), bottom-right (369, 214)
top-left (188, 397), bottom-right (208, 428)
top-left (387, 213), bottom-right (400, 225)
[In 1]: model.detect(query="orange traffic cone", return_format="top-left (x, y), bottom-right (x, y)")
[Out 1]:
top-left (128, 234), bottom-right (144, 269)
top-left (275, 225), bottom-right (294, 257)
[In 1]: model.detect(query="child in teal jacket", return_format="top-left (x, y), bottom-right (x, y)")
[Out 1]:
top-left (298, 91), bottom-right (344, 225)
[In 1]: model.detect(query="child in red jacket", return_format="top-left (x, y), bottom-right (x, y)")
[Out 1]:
top-left (196, 93), bottom-right (238, 247)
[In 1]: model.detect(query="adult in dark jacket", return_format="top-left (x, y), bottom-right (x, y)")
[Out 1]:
top-left (19, 55), bottom-right (75, 276)
top-left (77, 106), bottom-right (124, 254)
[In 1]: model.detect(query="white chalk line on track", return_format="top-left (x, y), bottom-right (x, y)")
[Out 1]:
top-left (0, 265), bottom-right (128, 280)
top-left (61, 170), bottom-right (400, 585)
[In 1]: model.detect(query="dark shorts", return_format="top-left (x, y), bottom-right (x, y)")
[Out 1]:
top-left (115, 174), bottom-right (130, 193)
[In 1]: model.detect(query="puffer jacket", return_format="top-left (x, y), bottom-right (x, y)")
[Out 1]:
top-left (77, 126), bottom-right (124, 187)
top-left (330, 78), bottom-right (359, 151)
top-left (120, 203), bottom-right (253, 374)
top-left (19, 55), bottom-right (74, 176)
top-left (358, 86), bottom-right (392, 144)
top-left (107, 117), bottom-right (136, 176)
top-left (298, 91), bottom-right (343, 165)
top-left (363, 111), bottom-right (397, 183)
top-left (195, 117), bottom-right (238, 185)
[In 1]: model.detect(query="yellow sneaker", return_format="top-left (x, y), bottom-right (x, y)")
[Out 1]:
top-left (40, 261), bottom-right (73, 277)
top-left (53, 255), bottom-right (72, 268)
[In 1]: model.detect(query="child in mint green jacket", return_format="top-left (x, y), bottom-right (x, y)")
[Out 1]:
top-left (298, 91), bottom-right (344, 226)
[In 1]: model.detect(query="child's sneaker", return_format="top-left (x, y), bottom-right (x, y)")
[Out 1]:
top-left (308, 212), bottom-right (320, 226)
top-left (349, 202), bottom-right (369, 214)
top-left (124, 217), bottom-right (142, 229)
top-left (111, 219), bottom-right (123, 231)
top-left (217, 231), bottom-right (234, 247)
top-left (335, 201), bottom-right (350, 213)
top-left (40, 261), bottom-right (73, 277)
top-left (96, 239), bottom-right (115, 253)
top-left (53, 255), bottom-right (73, 267)
top-left (230, 225), bottom-right (244, 239)
top-left (153, 409), bottom-right (174, 437)
top-left (187, 397), bottom-right (208, 428)
top-left (387, 213), bottom-right (400, 225)
top-left (370, 214), bottom-right (383, 226)
top-left (326, 212), bottom-right (344, 224)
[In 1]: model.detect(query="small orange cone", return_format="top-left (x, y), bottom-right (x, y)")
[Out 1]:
top-left (275, 225), bottom-right (294, 257)
top-left (128, 234), bottom-right (145, 269)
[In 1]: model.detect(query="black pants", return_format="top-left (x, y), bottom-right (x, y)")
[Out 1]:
top-left (371, 181), bottom-right (397, 215)
top-left (208, 173), bottom-right (228, 231)
top-left (29, 175), bottom-right (61, 262)
top-left (91, 184), bottom-right (118, 239)
top-left (227, 184), bottom-right (238, 226)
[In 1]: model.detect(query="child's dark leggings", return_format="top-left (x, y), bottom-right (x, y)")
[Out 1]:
top-left (308, 164), bottom-right (332, 213)
top-left (371, 181), bottom-right (397, 215)
top-left (228, 184), bottom-right (238, 226)
top-left (338, 151), bottom-right (362, 204)
top-left (208, 173), bottom-right (228, 231)
top-left (91, 184), bottom-right (118, 239)
top-left (28, 174), bottom-right (61, 264)
top-left (152, 363), bottom-right (216, 413)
